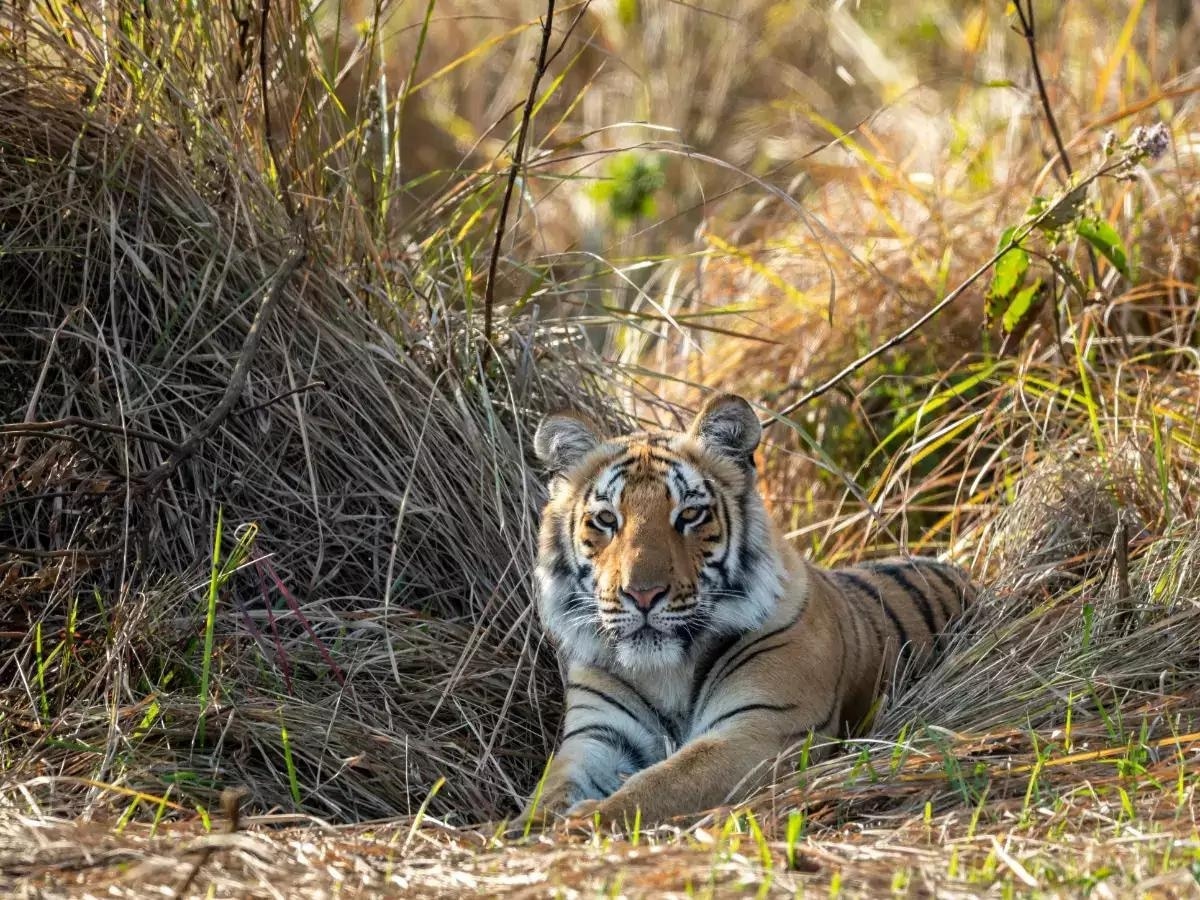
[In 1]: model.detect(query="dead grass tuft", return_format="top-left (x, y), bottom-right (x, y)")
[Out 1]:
top-left (0, 3), bottom-right (623, 823)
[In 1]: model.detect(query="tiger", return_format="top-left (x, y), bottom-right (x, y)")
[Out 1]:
top-left (518, 393), bottom-right (976, 828)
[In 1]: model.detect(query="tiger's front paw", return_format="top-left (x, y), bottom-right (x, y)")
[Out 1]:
top-left (510, 779), bottom-right (580, 835)
top-left (564, 793), bottom-right (651, 831)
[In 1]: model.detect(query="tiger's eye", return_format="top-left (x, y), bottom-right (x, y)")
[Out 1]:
top-left (593, 510), bottom-right (618, 529)
top-left (678, 506), bottom-right (706, 524)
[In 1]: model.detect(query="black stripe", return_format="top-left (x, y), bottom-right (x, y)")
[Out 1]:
top-left (716, 642), bottom-right (789, 684)
top-left (688, 631), bottom-right (742, 711)
top-left (696, 610), bottom-right (802, 711)
top-left (870, 564), bottom-right (939, 637)
top-left (647, 449), bottom-right (685, 468)
top-left (832, 572), bottom-right (882, 657)
top-left (826, 587), bottom-right (850, 735)
top-left (667, 464), bottom-right (691, 501)
top-left (580, 772), bottom-right (605, 798)
top-left (842, 589), bottom-right (868, 687)
top-left (737, 486), bottom-right (761, 572)
top-left (840, 573), bottom-right (888, 657)
top-left (601, 670), bottom-right (681, 747)
top-left (569, 702), bottom-right (606, 715)
top-left (843, 571), bottom-right (911, 651)
top-left (713, 488), bottom-right (733, 570)
top-left (546, 510), bottom-right (574, 580)
top-left (560, 723), bottom-right (649, 770)
top-left (920, 562), bottom-right (968, 617)
top-left (699, 702), bottom-right (797, 733)
top-left (567, 682), bottom-right (655, 735)
top-left (592, 458), bottom-right (636, 500)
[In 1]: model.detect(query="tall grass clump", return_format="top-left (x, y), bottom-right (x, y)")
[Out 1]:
top-left (0, 0), bottom-right (626, 822)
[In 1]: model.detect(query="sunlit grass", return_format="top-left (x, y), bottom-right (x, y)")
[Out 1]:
top-left (2, 0), bottom-right (1199, 896)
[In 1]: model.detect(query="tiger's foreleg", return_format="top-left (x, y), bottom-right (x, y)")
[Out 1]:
top-left (515, 669), bottom-right (667, 828)
top-left (566, 711), bottom-right (836, 827)
top-left (515, 730), bottom-right (633, 828)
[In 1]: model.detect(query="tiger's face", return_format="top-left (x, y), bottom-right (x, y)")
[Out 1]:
top-left (534, 395), bottom-right (783, 673)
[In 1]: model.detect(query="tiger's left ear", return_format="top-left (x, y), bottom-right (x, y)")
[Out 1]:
top-left (689, 393), bottom-right (761, 466)
top-left (534, 412), bottom-right (602, 475)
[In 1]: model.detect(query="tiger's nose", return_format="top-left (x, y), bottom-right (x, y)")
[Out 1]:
top-left (622, 585), bottom-right (669, 611)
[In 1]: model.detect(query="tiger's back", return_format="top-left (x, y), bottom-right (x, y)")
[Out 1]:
top-left (522, 394), bottom-right (976, 826)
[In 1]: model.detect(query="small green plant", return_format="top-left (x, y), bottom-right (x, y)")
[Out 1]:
top-left (197, 510), bottom-right (258, 743)
top-left (984, 123), bottom-right (1170, 346)
top-left (590, 152), bottom-right (666, 223)
top-left (785, 809), bottom-right (805, 870)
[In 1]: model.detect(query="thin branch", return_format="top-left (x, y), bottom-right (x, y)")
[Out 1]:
top-left (233, 380), bottom-right (326, 417)
top-left (0, 544), bottom-right (117, 560)
top-left (259, 0), bottom-right (295, 217)
top-left (482, 0), bottom-right (556, 343)
top-left (1012, 0), bottom-right (1100, 285)
top-left (766, 155), bottom-right (1131, 425)
top-left (1013, 0), bottom-right (1072, 182)
top-left (142, 236), bottom-right (307, 489)
top-left (0, 416), bottom-right (181, 451)
top-left (767, 252), bottom-right (1002, 425)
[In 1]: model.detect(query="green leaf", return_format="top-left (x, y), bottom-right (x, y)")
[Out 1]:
top-left (1001, 278), bottom-right (1044, 334)
top-left (1037, 181), bottom-right (1089, 231)
top-left (1046, 255), bottom-right (1089, 302)
top-left (1077, 218), bottom-right (1130, 278)
top-left (986, 226), bottom-right (1028, 321)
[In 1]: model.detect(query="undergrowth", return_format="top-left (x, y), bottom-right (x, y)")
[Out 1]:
top-left (2, 0), bottom-right (1200, 897)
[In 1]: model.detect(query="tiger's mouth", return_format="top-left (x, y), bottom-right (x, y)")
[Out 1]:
top-left (613, 622), bottom-right (689, 671)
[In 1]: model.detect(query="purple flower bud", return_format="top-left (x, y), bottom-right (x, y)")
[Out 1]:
top-left (1130, 122), bottom-right (1170, 161)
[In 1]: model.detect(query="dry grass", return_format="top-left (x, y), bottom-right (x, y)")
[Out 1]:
top-left (6, 423), bottom-right (1200, 896)
top-left (3, 0), bottom-right (1200, 897)
top-left (0, 0), bottom-right (627, 824)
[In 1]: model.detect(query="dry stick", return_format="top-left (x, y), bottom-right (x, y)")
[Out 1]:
top-left (768, 254), bottom-right (1000, 426)
top-left (142, 241), bottom-right (306, 489)
top-left (1012, 0), bottom-right (1100, 285)
top-left (233, 380), bottom-right (326, 417)
top-left (1013, 0), bottom-right (1072, 183)
top-left (259, 0), bottom-right (296, 220)
top-left (0, 416), bottom-right (181, 451)
top-left (766, 105), bottom-right (1142, 427)
top-left (765, 167), bottom-right (1112, 428)
top-left (0, 543), bottom-right (116, 559)
top-left (171, 788), bottom-right (245, 899)
top-left (482, 0), bottom-right (556, 344)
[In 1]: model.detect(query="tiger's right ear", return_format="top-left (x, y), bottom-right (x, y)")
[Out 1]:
top-left (534, 413), bottom-right (602, 475)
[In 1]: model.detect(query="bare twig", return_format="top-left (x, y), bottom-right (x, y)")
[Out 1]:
top-left (766, 153), bottom-right (1132, 425)
top-left (171, 788), bottom-right (245, 899)
top-left (0, 543), bottom-right (116, 559)
top-left (482, 0), bottom-right (556, 343)
top-left (1012, 0), bottom-right (1100, 284)
top-left (1012, 1), bottom-right (1072, 183)
top-left (233, 380), bottom-right (327, 418)
top-left (767, 253), bottom-right (999, 425)
top-left (0, 416), bottom-right (181, 451)
top-left (142, 237), bottom-right (307, 489)
top-left (259, 0), bottom-right (295, 217)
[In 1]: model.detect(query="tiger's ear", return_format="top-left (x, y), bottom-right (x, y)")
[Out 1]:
top-left (534, 413), bottom-right (602, 474)
top-left (689, 393), bottom-right (761, 465)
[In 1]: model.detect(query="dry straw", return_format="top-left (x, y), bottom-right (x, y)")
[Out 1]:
top-left (0, 2), bottom-right (622, 822)
top-left (4, 0), bottom-right (1200, 895)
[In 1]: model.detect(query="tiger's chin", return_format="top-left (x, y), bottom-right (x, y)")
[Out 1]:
top-left (613, 628), bottom-right (688, 672)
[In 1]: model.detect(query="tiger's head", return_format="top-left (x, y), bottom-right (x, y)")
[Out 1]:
top-left (533, 394), bottom-right (784, 673)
